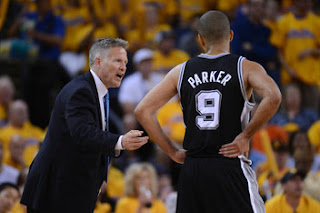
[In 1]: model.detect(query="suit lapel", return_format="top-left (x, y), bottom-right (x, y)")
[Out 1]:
top-left (84, 71), bottom-right (103, 130)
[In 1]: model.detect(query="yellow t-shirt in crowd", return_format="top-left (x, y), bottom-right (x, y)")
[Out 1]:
top-left (216, 0), bottom-right (244, 12)
top-left (106, 166), bottom-right (125, 199)
top-left (0, 104), bottom-right (6, 120)
top-left (270, 12), bottom-right (320, 85)
top-left (125, 24), bottom-right (171, 49)
top-left (115, 196), bottom-right (167, 213)
top-left (153, 49), bottom-right (190, 75)
top-left (257, 168), bottom-right (289, 196)
top-left (94, 202), bottom-right (111, 213)
top-left (11, 200), bottom-right (26, 213)
top-left (157, 99), bottom-right (185, 144)
top-left (265, 194), bottom-right (320, 213)
top-left (0, 121), bottom-right (44, 150)
top-left (90, 0), bottom-right (121, 21)
top-left (308, 120), bottom-right (320, 154)
top-left (3, 157), bottom-right (23, 171)
top-left (179, 0), bottom-right (208, 22)
top-left (0, 121), bottom-right (45, 166)
top-left (61, 5), bottom-right (91, 52)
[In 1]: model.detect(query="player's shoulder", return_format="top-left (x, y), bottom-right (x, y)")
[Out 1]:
top-left (242, 58), bottom-right (266, 73)
top-left (168, 63), bottom-right (185, 75)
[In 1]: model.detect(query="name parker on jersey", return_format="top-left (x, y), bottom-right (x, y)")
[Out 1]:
top-left (188, 70), bottom-right (232, 88)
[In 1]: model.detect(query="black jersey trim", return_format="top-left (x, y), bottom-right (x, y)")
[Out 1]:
top-left (198, 53), bottom-right (230, 59)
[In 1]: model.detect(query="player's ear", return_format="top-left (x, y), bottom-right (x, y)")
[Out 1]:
top-left (198, 34), bottom-right (205, 47)
top-left (229, 30), bottom-right (234, 42)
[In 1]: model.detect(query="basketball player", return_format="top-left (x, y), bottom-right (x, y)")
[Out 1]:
top-left (135, 10), bottom-right (281, 213)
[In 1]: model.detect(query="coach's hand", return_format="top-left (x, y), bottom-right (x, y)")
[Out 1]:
top-left (121, 130), bottom-right (149, 150)
top-left (219, 133), bottom-right (250, 158)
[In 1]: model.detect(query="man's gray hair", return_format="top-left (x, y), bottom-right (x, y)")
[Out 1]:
top-left (89, 38), bottom-right (129, 68)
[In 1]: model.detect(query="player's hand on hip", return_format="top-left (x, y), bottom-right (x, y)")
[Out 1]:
top-left (170, 149), bottom-right (186, 164)
top-left (121, 130), bottom-right (149, 151)
top-left (219, 133), bottom-right (250, 158)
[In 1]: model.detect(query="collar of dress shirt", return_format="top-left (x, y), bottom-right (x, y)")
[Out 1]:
top-left (90, 69), bottom-right (108, 99)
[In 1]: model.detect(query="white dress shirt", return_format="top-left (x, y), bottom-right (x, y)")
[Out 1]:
top-left (90, 70), bottom-right (123, 153)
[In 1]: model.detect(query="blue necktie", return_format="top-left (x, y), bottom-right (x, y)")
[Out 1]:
top-left (103, 93), bottom-right (110, 181)
top-left (104, 93), bottom-right (109, 131)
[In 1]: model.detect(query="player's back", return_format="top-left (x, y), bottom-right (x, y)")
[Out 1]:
top-left (178, 53), bottom-right (254, 157)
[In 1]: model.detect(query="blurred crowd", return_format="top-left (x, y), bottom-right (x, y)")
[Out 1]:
top-left (1, 0), bottom-right (320, 212)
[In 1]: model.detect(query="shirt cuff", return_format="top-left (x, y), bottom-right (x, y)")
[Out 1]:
top-left (115, 135), bottom-right (124, 155)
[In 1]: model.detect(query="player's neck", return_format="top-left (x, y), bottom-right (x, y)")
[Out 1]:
top-left (204, 45), bottom-right (229, 56)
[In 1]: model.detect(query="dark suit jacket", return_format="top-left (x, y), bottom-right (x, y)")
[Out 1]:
top-left (21, 71), bottom-right (120, 212)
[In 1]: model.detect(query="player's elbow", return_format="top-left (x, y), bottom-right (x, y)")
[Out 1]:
top-left (134, 103), bottom-right (144, 122)
top-left (271, 89), bottom-right (282, 109)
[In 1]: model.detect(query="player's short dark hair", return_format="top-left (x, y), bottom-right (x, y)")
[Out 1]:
top-left (198, 10), bottom-right (230, 44)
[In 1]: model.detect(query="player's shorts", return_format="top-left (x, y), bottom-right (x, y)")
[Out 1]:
top-left (176, 156), bottom-right (265, 213)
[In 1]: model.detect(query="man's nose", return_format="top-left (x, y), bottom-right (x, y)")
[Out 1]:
top-left (120, 62), bottom-right (127, 71)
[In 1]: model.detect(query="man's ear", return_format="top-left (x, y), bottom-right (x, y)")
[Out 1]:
top-left (229, 30), bottom-right (234, 42)
top-left (198, 34), bottom-right (205, 49)
top-left (94, 57), bottom-right (100, 68)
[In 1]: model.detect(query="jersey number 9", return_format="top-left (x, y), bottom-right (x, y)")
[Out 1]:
top-left (195, 90), bottom-right (221, 130)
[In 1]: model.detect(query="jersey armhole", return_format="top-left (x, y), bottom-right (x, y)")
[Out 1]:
top-left (177, 61), bottom-right (187, 99)
top-left (237, 56), bottom-right (255, 106)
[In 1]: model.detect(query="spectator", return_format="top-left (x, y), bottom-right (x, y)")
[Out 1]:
top-left (263, 0), bottom-right (281, 33)
top-left (157, 97), bottom-right (184, 145)
top-left (214, 0), bottom-right (244, 22)
top-left (125, 2), bottom-right (171, 51)
top-left (0, 183), bottom-right (20, 213)
top-left (307, 119), bottom-right (320, 155)
top-left (8, 0), bottom-right (65, 61)
top-left (115, 162), bottom-right (167, 213)
top-left (0, 100), bottom-right (44, 167)
top-left (86, 0), bottom-right (118, 42)
top-left (178, 14), bottom-right (202, 58)
top-left (58, 0), bottom-right (92, 78)
top-left (158, 172), bottom-right (177, 213)
top-left (118, 48), bottom-right (163, 164)
top-left (4, 134), bottom-right (26, 172)
top-left (94, 201), bottom-right (111, 213)
top-left (8, 0), bottom-right (69, 129)
top-left (0, 141), bottom-right (19, 185)
top-left (153, 30), bottom-right (190, 75)
top-left (0, 76), bottom-right (15, 126)
top-left (178, 0), bottom-right (208, 24)
top-left (288, 130), bottom-right (320, 173)
top-left (256, 138), bottom-right (291, 201)
top-left (119, 48), bottom-right (163, 132)
top-left (265, 169), bottom-right (320, 213)
top-left (250, 124), bottom-right (289, 170)
top-left (231, 0), bottom-right (279, 85)
top-left (95, 164), bottom-right (125, 212)
top-left (269, 83), bottom-right (319, 131)
top-left (293, 148), bottom-right (320, 202)
top-left (270, 0), bottom-right (320, 111)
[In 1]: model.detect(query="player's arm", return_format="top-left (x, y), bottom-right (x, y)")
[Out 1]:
top-left (135, 64), bottom-right (186, 164)
top-left (219, 59), bottom-right (282, 158)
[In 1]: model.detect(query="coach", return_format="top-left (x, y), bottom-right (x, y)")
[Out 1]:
top-left (21, 38), bottom-right (149, 213)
